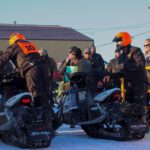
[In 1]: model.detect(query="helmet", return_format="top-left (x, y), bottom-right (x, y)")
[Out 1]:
top-left (71, 47), bottom-right (82, 59)
top-left (113, 32), bottom-right (132, 46)
top-left (9, 33), bottom-right (26, 46)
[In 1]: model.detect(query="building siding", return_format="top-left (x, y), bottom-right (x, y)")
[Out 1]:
top-left (0, 40), bottom-right (93, 62)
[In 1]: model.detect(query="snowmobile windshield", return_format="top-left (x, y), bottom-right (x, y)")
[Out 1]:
top-left (66, 66), bottom-right (78, 74)
top-left (64, 66), bottom-right (78, 82)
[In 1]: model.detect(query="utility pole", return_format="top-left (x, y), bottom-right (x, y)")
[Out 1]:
top-left (14, 21), bottom-right (17, 25)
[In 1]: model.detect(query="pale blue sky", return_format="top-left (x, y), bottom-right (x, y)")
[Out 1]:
top-left (0, 0), bottom-right (150, 61)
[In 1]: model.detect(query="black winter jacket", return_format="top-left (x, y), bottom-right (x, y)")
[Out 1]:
top-left (110, 45), bottom-right (146, 83)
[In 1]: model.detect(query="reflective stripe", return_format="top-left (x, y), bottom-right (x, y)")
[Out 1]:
top-left (145, 66), bottom-right (150, 71)
top-left (17, 41), bottom-right (39, 55)
top-left (120, 77), bottom-right (126, 102)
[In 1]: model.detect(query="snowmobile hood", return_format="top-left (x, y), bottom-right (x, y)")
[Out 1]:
top-left (94, 88), bottom-right (121, 102)
top-left (5, 92), bottom-right (34, 108)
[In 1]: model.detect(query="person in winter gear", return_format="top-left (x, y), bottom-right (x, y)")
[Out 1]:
top-left (39, 48), bottom-right (58, 74)
top-left (0, 33), bottom-right (51, 107)
top-left (39, 48), bottom-right (60, 106)
top-left (59, 46), bottom-right (91, 75)
top-left (104, 32), bottom-right (147, 107)
top-left (39, 48), bottom-right (59, 81)
top-left (57, 47), bottom-right (91, 99)
top-left (65, 47), bottom-right (91, 73)
top-left (90, 45), bottom-right (105, 82)
top-left (90, 45), bottom-right (105, 73)
top-left (59, 46), bottom-right (77, 75)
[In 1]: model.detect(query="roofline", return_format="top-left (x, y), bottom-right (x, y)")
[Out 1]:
top-left (0, 38), bottom-right (94, 42)
top-left (0, 23), bottom-right (71, 29)
top-left (0, 23), bottom-right (94, 41)
top-left (0, 23), bottom-right (60, 26)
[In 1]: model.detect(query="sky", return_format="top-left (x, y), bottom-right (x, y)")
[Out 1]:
top-left (0, 0), bottom-right (150, 61)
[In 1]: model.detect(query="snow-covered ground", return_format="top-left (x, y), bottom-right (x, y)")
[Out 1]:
top-left (0, 125), bottom-right (150, 150)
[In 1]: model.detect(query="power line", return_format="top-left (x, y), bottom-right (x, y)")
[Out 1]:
top-left (132, 31), bottom-right (150, 38)
top-left (96, 30), bottom-right (150, 48)
top-left (96, 42), bottom-right (113, 47)
top-left (76, 23), bottom-right (150, 32)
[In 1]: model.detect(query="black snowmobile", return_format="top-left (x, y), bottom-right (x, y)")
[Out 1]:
top-left (56, 71), bottom-right (148, 141)
top-left (0, 63), bottom-right (54, 148)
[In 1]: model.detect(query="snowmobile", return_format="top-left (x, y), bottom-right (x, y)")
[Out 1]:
top-left (0, 71), bottom-right (54, 148)
top-left (56, 70), bottom-right (148, 141)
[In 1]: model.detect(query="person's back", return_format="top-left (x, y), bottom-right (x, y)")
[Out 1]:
top-left (5, 38), bottom-right (42, 78)
top-left (0, 33), bottom-right (51, 107)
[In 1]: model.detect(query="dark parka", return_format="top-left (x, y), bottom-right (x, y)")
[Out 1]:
top-left (110, 45), bottom-right (147, 105)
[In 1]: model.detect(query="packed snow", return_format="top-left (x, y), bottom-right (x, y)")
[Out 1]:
top-left (0, 125), bottom-right (150, 150)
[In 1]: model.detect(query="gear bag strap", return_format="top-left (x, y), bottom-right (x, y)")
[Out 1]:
top-left (17, 41), bottom-right (39, 55)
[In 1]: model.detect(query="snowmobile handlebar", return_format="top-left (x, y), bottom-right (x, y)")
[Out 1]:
top-left (68, 72), bottom-right (114, 90)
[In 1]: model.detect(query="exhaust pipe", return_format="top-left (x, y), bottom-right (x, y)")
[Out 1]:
top-left (77, 113), bottom-right (106, 125)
